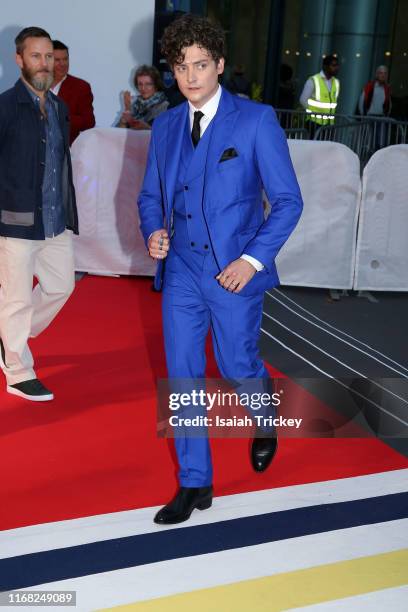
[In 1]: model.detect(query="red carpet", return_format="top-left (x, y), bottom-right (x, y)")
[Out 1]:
top-left (0, 276), bottom-right (407, 531)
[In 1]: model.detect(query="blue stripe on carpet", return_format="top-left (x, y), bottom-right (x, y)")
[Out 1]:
top-left (1, 492), bottom-right (407, 591)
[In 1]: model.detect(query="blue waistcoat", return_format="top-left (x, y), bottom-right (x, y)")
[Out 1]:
top-left (171, 115), bottom-right (214, 258)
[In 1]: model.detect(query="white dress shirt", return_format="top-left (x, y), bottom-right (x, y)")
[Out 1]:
top-left (188, 84), bottom-right (222, 135)
top-left (299, 70), bottom-right (335, 109)
top-left (50, 75), bottom-right (67, 96)
top-left (188, 85), bottom-right (264, 271)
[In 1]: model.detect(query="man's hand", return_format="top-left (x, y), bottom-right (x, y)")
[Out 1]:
top-left (148, 229), bottom-right (169, 260)
top-left (216, 258), bottom-right (256, 293)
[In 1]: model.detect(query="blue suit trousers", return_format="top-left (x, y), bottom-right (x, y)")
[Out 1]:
top-left (162, 245), bottom-right (269, 487)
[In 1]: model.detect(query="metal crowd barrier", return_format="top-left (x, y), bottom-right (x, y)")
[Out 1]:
top-left (277, 109), bottom-right (408, 167)
top-left (276, 109), bottom-right (354, 131)
top-left (284, 127), bottom-right (309, 140)
top-left (314, 121), bottom-right (372, 167)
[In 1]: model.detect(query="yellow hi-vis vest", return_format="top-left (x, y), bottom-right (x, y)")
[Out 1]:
top-left (306, 73), bottom-right (340, 125)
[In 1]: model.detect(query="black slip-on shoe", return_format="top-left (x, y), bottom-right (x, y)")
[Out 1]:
top-left (7, 379), bottom-right (54, 402)
top-left (0, 337), bottom-right (6, 369)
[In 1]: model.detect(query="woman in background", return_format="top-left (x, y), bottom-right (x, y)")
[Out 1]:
top-left (118, 65), bottom-right (168, 129)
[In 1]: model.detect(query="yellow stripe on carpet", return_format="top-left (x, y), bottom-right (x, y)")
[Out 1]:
top-left (101, 548), bottom-right (408, 611)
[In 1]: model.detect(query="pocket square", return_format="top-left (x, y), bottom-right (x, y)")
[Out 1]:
top-left (219, 148), bottom-right (239, 163)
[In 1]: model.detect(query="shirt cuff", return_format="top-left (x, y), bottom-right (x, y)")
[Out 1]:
top-left (241, 254), bottom-right (264, 272)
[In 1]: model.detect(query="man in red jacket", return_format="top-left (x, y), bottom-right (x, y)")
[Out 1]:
top-left (358, 65), bottom-right (391, 151)
top-left (51, 40), bottom-right (95, 145)
top-left (358, 66), bottom-right (391, 117)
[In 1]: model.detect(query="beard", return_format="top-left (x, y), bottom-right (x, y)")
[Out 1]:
top-left (22, 65), bottom-right (53, 92)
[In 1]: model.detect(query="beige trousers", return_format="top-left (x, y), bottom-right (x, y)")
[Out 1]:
top-left (0, 230), bottom-right (75, 385)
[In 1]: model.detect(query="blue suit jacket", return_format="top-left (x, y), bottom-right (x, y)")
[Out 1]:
top-left (138, 87), bottom-right (303, 296)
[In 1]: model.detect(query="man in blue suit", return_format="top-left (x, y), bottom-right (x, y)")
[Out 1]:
top-left (138, 14), bottom-right (303, 524)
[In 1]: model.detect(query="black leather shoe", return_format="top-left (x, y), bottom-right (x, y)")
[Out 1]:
top-left (251, 433), bottom-right (278, 472)
top-left (154, 486), bottom-right (213, 525)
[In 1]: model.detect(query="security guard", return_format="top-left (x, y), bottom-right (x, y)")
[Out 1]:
top-left (300, 54), bottom-right (340, 128)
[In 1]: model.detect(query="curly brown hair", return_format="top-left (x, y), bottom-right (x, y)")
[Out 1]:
top-left (133, 65), bottom-right (164, 91)
top-left (161, 13), bottom-right (226, 68)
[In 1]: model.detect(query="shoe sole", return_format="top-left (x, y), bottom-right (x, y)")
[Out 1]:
top-left (154, 498), bottom-right (213, 525)
top-left (197, 498), bottom-right (212, 510)
top-left (6, 386), bottom-right (54, 402)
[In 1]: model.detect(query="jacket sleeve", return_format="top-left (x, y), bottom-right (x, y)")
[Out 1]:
top-left (137, 125), bottom-right (165, 246)
top-left (243, 106), bottom-right (303, 270)
top-left (0, 100), bottom-right (8, 147)
top-left (70, 82), bottom-right (96, 133)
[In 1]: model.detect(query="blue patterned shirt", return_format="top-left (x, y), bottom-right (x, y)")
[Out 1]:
top-left (25, 83), bottom-right (66, 237)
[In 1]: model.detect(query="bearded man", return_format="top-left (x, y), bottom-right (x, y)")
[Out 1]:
top-left (0, 27), bottom-right (78, 401)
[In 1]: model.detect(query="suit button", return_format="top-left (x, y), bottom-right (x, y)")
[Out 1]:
top-left (187, 214), bottom-right (192, 219)
top-left (191, 242), bottom-right (195, 247)
top-left (204, 244), bottom-right (209, 249)
top-left (38, 206), bottom-right (42, 211)
top-left (184, 185), bottom-right (188, 191)
top-left (40, 161), bottom-right (45, 166)
top-left (41, 138), bottom-right (46, 143)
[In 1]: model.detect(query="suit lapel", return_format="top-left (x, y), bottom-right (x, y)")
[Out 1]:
top-left (58, 74), bottom-right (72, 98)
top-left (164, 102), bottom-right (188, 218)
top-left (204, 88), bottom-right (240, 191)
top-left (162, 90), bottom-right (239, 218)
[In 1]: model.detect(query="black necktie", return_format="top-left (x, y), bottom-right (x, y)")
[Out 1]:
top-left (191, 111), bottom-right (204, 147)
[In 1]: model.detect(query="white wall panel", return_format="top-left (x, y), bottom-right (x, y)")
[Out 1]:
top-left (0, 0), bottom-right (155, 127)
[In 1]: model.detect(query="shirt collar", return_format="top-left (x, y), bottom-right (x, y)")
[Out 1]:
top-left (188, 84), bottom-right (222, 122)
top-left (55, 75), bottom-right (67, 86)
top-left (320, 70), bottom-right (334, 81)
top-left (21, 78), bottom-right (49, 105)
top-left (51, 74), bottom-right (68, 93)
